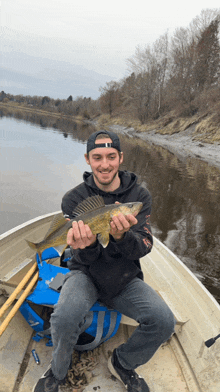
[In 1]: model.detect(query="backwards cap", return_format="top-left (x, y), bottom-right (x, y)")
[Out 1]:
top-left (86, 130), bottom-right (121, 154)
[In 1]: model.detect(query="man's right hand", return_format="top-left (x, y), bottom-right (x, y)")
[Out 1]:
top-left (66, 220), bottom-right (97, 249)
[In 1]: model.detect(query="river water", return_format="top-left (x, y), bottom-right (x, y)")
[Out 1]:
top-left (1, 111), bottom-right (220, 303)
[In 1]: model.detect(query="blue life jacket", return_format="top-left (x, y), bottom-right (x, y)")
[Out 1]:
top-left (19, 247), bottom-right (121, 350)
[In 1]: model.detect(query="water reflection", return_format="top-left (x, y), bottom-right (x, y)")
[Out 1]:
top-left (1, 107), bottom-right (220, 302)
top-left (121, 137), bottom-right (220, 301)
top-left (0, 106), bottom-right (96, 143)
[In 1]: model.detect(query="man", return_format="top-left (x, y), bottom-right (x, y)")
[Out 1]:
top-left (33, 130), bottom-right (175, 392)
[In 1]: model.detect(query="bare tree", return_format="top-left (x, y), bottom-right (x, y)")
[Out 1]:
top-left (126, 33), bottom-right (170, 121)
top-left (168, 27), bottom-right (197, 107)
top-left (194, 18), bottom-right (220, 90)
top-left (99, 81), bottom-right (120, 116)
top-left (189, 8), bottom-right (220, 37)
top-left (152, 32), bottom-right (169, 116)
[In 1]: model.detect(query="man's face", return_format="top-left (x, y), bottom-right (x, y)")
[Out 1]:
top-left (85, 138), bottom-right (123, 191)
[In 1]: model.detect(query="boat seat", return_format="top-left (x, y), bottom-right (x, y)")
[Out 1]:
top-left (118, 290), bottom-right (189, 327)
top-left (157, 290), bottom-right (189, 326)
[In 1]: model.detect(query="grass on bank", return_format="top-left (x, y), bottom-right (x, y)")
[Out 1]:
top-left (96, 111), bottom-right (220, 144)
top-left (0, 101), bottom-right (85, 123)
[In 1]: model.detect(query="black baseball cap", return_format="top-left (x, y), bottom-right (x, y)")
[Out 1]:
top-left (86, 130), bottom-right (121, 154)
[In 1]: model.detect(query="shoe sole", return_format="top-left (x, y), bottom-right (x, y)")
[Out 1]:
top-left (31, 364), bottom-right (52, 392)
top-left (108, 357), bottom-right (150, 392)
top-left (108, 357), bottom-right (125, 387)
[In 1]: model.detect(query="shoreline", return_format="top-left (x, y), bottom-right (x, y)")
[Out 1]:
top-left (107, 123), bottom-right (220, 170)
top-left (1, 102), bottom-right (219, 170)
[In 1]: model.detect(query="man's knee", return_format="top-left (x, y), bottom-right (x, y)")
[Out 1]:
top-left (158, 308), bottom-right (176, 340)
top-left (51, 303), bottom-right (86, 332)
top-left (140, 303), bottom-right (176, 340)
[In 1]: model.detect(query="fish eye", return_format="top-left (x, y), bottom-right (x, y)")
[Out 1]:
top-left (127, 203), bottom-right (133, 208)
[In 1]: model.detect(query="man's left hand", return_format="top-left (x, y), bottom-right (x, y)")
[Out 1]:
top-left (110, 213), bottom-right (138, 242)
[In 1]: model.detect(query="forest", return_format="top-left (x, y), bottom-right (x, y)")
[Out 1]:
top-left (1, 9), bottom-right (220, 141)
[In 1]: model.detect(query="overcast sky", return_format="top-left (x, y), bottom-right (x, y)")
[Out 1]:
top-left (1, 0), bottom-right (220, 97)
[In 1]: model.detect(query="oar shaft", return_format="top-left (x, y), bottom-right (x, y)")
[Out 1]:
top-left (0, 271), bottom-right (39, 337)
top-left (0, 262), bottom-right (37, 318)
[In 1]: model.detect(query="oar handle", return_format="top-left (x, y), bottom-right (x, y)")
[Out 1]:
top-left (0, 271), bottom-right (39, 337)
top-left (205, 333), bottom-right (220, 347)
top-left (0, 262), bottom-right (37, 318)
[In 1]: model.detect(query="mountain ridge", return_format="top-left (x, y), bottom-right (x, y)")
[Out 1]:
top-left (1, 51), bottom-right (114, 99)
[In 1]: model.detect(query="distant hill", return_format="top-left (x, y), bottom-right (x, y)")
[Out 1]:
top-left (0, 52), bottom-right (114, 99)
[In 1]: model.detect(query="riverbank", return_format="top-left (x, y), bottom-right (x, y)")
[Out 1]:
top-left (92, 113), bottom-right (220, 170)
top-left (0, 102), bottom-right (85, 122)
top-left (108, 123), bottom-right (220, 170)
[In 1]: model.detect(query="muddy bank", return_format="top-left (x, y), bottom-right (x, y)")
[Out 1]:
top-left (107, 123), bottom-right (220, 170)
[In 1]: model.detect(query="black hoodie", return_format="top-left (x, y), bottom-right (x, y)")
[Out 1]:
top-left (61, 170), bottom-right (153, 301)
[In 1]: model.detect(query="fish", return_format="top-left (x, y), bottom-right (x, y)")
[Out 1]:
top-left (26, 195), bottom-right (143, 261)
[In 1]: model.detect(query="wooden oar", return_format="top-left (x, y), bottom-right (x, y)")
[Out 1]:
top-left (0, 270), bottom-right (39, 337)
top-left (0, 261), bottom-right (38, 318)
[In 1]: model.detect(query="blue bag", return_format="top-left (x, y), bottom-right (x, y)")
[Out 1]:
top-left (19, 247), bottom-right (121, 350)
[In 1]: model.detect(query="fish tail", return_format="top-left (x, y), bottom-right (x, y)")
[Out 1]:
top-left (25, 240), bottom-right (42, 262)
top-left (25, 239), bottom-right (38, 251)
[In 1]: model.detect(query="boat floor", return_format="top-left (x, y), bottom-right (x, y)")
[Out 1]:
top-left (26, 336), bottom-right (189, 392)
top-left (0, 297), bottom-right (189, 392)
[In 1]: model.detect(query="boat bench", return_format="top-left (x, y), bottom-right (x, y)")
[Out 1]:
top-left (120, 291), bottom-right (189, 328)
top-left (157, 290), bottom-right (189, 326)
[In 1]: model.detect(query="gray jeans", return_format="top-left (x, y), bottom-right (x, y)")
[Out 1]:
top-left (50, 270), bottom-right (175, 380)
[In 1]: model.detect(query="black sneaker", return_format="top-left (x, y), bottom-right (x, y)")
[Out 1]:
top-left (108, 349), bottom-right (150, 392)
top-left (32, 366), bottom-right (61, 392)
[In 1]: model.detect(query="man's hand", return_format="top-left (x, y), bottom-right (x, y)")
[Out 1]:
top-left (66, 220), bottom-right (97, 249)
top-left (110, 212), bottom-right (138, 242)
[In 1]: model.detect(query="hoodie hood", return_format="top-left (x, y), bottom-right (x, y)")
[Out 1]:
top-left (83, 170), bottom-right (138, 196)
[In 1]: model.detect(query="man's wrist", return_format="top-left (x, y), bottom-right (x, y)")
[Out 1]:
top-left (70, 238), bottom-right (98, 251)
top-left (113, 233), bottom-right (125, 242)
top-left (88, 238), bottom-right (98, 248)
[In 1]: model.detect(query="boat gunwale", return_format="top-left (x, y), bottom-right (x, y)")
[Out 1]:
top-left (0, 211), bottom-right (61, 243)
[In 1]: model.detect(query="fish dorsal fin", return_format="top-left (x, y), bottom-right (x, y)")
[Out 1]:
top-left (73, 195), bottom-right (105, 216)
top-left (44, 213), bottom-right (67, 239)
